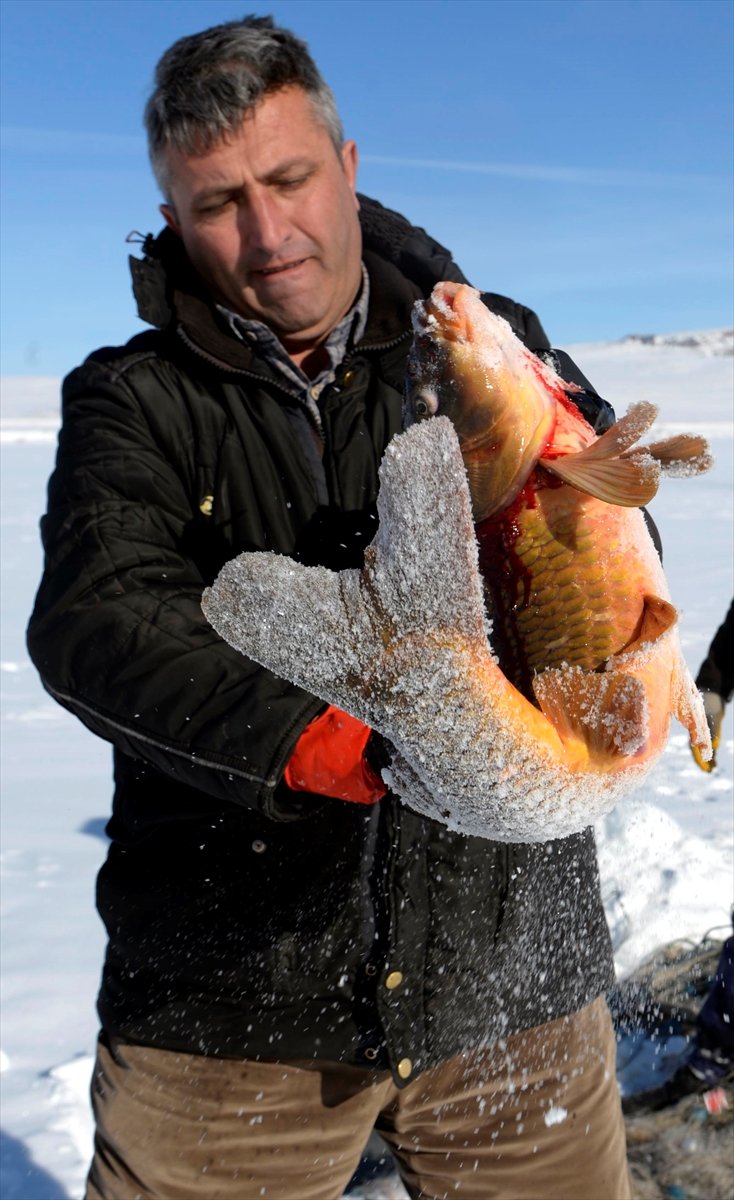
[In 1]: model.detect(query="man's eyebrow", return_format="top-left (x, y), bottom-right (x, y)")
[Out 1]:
top-left (263, 156), bottom-right (316, 178)
top-left (190, 158), bottom-right (318, 205)
top-left (191, 183), bottom-right (242, 206)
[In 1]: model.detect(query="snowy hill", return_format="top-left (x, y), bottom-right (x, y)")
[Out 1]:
top-left (617, 329), bottom-right (733, 356)
top-left (1, 335), bottom-right (732, 1199)
top-left (0, 376), bottom-right (62, 420)
top-left (561, 329), bottom-right (734, 429)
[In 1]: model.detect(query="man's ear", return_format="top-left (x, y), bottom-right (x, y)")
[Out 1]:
top-left (160, 203), bottom-right (181, 236)
top-left (341, 139), bottom-right (359, 203)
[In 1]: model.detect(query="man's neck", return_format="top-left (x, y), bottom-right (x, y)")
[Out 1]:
top-left (282, 340), bottom-right (331, 379)
top-left (218, 264), bottom-right (370, 388)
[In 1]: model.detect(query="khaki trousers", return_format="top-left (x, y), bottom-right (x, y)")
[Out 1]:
top-left (86, 996), bottom-right (631, 1200)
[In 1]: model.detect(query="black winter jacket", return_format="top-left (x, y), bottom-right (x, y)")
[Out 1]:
top-left (27, 196), bottom-right (615, 1084)
top-left (696, 599), bottom-right (734, 703)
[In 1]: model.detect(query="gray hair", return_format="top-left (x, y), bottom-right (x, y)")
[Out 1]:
top-left (145, 14), bottom-right (344, 199)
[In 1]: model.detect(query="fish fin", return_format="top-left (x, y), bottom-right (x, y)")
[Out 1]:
top-left (627, 433), bottom-right (713, 477)
top-left (613, 593), bottom-right (677, 658)
top-left (540, 452), bottom-right (661, 507)
top-left (604, 594), bottom-right (711, 762)
top-left (540, 402), bottom-right (662, 506)
top-left (464, 458), bottom-right (504, 519)
top-left (559, 400), bottom-right (659, 458)
top-left (533, 666), bottom-right (649, 761)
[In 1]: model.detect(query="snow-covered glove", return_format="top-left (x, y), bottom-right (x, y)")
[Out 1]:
top-left (692, 690), bottom-right (725, 772)
top-left (284, 705), bottom-right (387, 804)
top-left (202, 419), bottom-right (643, 842)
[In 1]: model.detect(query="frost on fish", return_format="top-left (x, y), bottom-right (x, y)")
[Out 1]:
top-left (544, 1105), bottom-right (568, 1127)
top-left (202, 418), bottom-right (708, 842)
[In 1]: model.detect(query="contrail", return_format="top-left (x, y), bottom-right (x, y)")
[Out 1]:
top-left (360, 153), bottom-right (715, 189)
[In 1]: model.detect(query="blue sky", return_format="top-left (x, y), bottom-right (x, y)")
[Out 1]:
top-left (1, 0), bottom-right (732, 377)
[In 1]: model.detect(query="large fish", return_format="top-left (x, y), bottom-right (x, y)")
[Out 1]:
top-left (202, 287), bottom-right (712, 841)
top-left (406, 281), bottom-right (713, 707)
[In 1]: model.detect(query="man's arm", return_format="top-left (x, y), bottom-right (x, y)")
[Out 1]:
top-left (26, 360), bottom-right (325, 819)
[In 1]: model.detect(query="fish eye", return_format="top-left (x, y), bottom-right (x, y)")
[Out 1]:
top-left (413, 390), bottom-right (439, 418)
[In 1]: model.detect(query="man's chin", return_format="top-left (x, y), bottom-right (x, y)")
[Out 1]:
top-left (238, 293), bottom-right (331, 344)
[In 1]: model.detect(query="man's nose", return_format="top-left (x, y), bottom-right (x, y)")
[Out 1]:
top-left (242, 190), bottom-right (289, 254)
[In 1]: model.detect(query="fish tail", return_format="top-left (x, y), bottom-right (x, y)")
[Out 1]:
top-left (533, 666), bottom-right (649, 765)
top-left (630, 433), bottom-right (713, 477)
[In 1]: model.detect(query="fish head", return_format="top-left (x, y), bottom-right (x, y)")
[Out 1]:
top-left (405, 282), bottom-right (558, 520)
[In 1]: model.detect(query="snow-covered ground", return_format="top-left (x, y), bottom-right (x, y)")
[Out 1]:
top-left (1, 332), bottom-right (732, 1199)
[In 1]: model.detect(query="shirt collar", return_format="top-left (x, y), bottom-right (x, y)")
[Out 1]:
top-left (218, 264), bottom-right (370, 400)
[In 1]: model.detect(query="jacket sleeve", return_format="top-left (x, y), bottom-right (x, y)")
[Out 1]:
top-left (696, 599), bottom-right (734, 702)
top-left (26, 360), bottom-right (325, 820)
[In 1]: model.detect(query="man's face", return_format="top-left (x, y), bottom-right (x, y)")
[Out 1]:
top-left (161, 86), bottom-right (362, 358)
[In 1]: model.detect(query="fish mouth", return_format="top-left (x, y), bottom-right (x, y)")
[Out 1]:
top-left (413, 281), bottom-right (481, 349)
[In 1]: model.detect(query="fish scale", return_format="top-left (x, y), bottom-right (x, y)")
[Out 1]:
top-left (478, 481), bottom-right (656, 699)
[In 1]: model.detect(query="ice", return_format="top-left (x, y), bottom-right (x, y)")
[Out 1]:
top-left (613, 400), bottom-right (659, 446)
top-left (543, 1105), bottom-right (568, 1127)
top-left (412, 286), bottom-right (533, 379)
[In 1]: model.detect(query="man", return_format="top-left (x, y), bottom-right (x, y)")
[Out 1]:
top-left (624, 597), bottom-right (734, 1113)
top-left (27, 15), bottom-right (631, 1199)
top-left (693, 597), bottom-right (734, 774)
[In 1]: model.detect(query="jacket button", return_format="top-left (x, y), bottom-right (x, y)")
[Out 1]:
top-left (251, 839), bottom-right (267, 854)
top-left (364, 1047), bottom-right (379, 1060)
top-left (199, 495), bottom-right (213, 517)
top-left (397, 1058), bottom-right (412, 1079)
top-left (341, 368), bottom-right (356, 386)
top-left (385, 971), bottom-right (403, 990)
top-left (365, 963), bottom-right (377, 976)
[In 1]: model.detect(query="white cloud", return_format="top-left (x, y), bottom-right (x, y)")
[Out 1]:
top-left (360, 153), bottom-right (716, 189)
top-left (0, 127), bottom-right (145, 156)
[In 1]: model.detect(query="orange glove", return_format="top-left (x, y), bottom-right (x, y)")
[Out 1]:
top-left (284, 706), bottom-right (387, 804)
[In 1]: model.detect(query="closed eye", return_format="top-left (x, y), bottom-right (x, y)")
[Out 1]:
top-left (276, 172), bottom-right (313, 192)
top-left (196, 196), bottom-right (236, 217)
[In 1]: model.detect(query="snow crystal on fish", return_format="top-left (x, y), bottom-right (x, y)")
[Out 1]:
top-left (544, 1105), bottom-right (568, 1127)
top-left (203, 417), bottom-right (690, 842)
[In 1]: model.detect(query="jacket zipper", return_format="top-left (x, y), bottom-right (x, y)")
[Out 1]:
top-left (176, 322), bottom-right (412, 388)
top-left (176, 324), bottom-right (304, 402)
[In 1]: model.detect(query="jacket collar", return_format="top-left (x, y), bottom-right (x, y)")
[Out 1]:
top-left (129, 194), bottom-right (469, 371)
